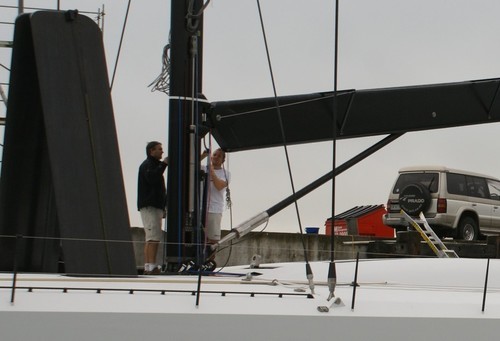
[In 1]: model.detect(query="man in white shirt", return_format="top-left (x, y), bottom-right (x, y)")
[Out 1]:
top-left (203, 148), bottom-right (230, 264)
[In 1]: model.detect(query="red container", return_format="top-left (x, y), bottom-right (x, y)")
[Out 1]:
top-left (325, 205), bottom-right (394, 238)
top-left (325, 220), bottom-right (348, 236)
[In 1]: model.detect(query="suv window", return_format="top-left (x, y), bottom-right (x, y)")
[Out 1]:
top-left (466, 176), bottom-right (489, 199)
top-left (448, 173), bottom-right (494, 199)
top-left (392, 172), bottom-right (439, 194)
top-left (487, 179), bottom-right (500, 201)
top-left (447, 173), bottom-right (467, 195)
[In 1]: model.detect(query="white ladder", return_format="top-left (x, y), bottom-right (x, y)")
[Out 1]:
top-left (401, 210), bottom-right (459, 258)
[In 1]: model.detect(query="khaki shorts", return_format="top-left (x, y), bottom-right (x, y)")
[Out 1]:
top-left (140, 207), bottom-right (164, 241)
top-left (205, 212), bottom-right (222, 241)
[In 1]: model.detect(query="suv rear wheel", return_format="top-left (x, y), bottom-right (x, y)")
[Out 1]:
top-left (457, 216), bottom-right (478, 241)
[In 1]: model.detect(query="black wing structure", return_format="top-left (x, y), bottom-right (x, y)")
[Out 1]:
top-left (208, 79), bottom-right (500, 152)
top-left (0, 12), bottom-right (136, 275)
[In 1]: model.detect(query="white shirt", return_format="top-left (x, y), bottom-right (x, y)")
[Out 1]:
top-left (204, 166), bottom-right (230, 213)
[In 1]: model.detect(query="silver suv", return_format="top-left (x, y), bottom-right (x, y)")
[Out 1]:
top-left (383, 166), bottom-right (500, 241)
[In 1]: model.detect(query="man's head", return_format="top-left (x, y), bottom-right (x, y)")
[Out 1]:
top-left (146, 141), bottom-right (163, 159)
top-left (211, 148), bottom-right (226, 168)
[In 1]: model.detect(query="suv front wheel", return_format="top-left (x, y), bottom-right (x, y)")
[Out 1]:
top-left (457, 216), bottom-right (478, 241)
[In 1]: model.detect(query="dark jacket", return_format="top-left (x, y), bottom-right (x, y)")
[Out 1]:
top-left (137, 156), bottom-right (167, 210)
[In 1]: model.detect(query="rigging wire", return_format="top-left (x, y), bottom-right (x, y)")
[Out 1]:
top-left (215, 93), bottom-right (342, 120)
top-left (217, 146), bottom-right (234, 271)
top-left (186, 0), bottom-right (211, 32)
top-left (110, 0), bottom-right (132, 91)
top-left (193, 33), bottom-right (204, 306)
top-left (255, 0), bottom-right (315, 294)
top-left (148, 40), bottom-right (171, 94)
top-left (152, 1), bottom-right (211, 94)
top-left (201, 135), bottom-right (213, 257)
top-left (327, 0), bottom-right (340, 302)
top-left (211, 214), bottom-right (270, 273)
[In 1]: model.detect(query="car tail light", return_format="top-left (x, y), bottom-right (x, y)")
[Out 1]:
top-left (437, 198), bottom-right (447, 213)
top-left (386, 199), bottom-right (399, 213)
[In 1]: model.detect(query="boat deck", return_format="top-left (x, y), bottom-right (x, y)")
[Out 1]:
top-left (1, 258), bottom-right (500, 340)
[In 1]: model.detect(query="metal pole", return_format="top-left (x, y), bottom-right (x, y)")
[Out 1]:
top-left (267, 133), bottom-right (403, 216)
top-left (10, 234), bottom-right (22, 304)
top-left (167, 0), bottom-right (204, 270)
top-left (482, 258), bottom-right (490, 312)
top-left (216, 133), bottom-right (404, 247)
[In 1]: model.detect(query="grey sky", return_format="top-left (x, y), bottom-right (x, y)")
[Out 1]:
top-left (2, 0), bottom-right (500, 234)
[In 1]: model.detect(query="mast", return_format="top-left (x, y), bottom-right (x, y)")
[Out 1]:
top-left (166, 0), bottom-right (205, 270)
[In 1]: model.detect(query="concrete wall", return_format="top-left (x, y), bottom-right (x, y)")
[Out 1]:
top-left (213, 231), bottom-right (372, 267)
top-left (131, 227), bottom-right (500, 271)
top-left (130, 227), bottom-right (372, 269)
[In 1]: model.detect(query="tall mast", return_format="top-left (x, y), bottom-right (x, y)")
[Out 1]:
top-left (166, 0), bottom-right (204, 270)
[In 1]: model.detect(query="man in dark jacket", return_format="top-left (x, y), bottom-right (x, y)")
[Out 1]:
top-left (138, 141), bottom-right (168, 275)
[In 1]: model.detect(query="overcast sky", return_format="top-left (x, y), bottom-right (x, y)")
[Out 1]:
top-left (2, 0), bottom-right (500, 234)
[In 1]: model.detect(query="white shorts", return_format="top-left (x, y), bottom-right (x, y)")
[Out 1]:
top-left (140, 207), bottom-right (164, 241)
top-left (205, 212), bottom-right (222, 241)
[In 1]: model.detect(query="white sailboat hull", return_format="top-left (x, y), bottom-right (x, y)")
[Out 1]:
top-left (1, 257), bottom-right (499, 340)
